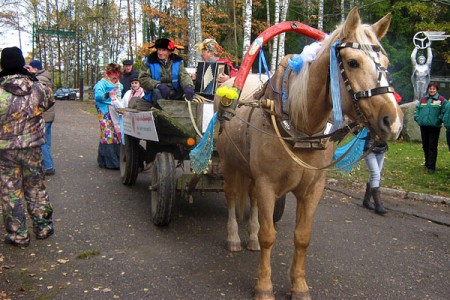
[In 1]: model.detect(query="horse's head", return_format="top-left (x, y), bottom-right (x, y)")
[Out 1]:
top-left (333, 7), bottom-right (403, 141)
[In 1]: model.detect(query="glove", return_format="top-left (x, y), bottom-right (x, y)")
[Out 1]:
top-left (157, 84), bottom-right (171, 99)
top-left (184, 86), bottom-right (195, 101)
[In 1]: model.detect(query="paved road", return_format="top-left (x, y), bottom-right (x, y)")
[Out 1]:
top-left (1, 101), bottom-right (449, 299)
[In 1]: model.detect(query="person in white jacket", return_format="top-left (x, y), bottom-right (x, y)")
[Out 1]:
top-left (113, 73), bottom-right (144, 109)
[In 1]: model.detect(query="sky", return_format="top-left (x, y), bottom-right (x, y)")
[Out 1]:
top-left (0, 29), bottom-right (33, 58)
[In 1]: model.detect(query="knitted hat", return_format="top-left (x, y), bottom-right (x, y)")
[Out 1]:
top-left (150, 38), bottom-right (184, 51)
top-left (0, 47), bottom-right (26, 72)
top-left (123, 59), bottom-right (133, 65)
top-left (195, 39), bottom-right (222, 55)
top-left (27, 60), bottom-right (43, 70)
top-left (130, 73), bottom-right (139, 83)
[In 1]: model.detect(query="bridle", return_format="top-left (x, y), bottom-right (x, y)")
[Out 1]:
top-left (335, 42), bottom-right (395, 119)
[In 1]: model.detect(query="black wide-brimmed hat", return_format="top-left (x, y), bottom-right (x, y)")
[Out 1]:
top-left (150, 38), bottom-right (184, 51)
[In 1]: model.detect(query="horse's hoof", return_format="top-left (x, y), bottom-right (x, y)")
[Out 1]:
top-left (227, 241), bottom-right (242, 252)
top-left (255, 288), bottom-right (274, 300)
top-left (246, 240), bottom-right (260, 251)
top-left (290, 290), bottom-right (311, 300)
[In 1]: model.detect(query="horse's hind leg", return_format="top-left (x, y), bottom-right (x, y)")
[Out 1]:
top-left (226, 197), bottom-right (241, 251)
top-left (223, 170), bottom-right (249, 252)
top-left (247, 181), bottom-right (260, 251)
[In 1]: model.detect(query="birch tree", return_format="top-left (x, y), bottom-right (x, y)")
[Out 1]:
top-left (270, 0), bottom-right (280, 72)
top-left (242, 0), bottom-right (252, 60)
top-left (186, 0), bottom-right (201, 68)
top-left (318, 0), bottom-right (324, 31)
top-left (277, 0), bottom-right (289, 65)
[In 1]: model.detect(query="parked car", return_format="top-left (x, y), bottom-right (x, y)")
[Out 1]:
top-left (54, 88), bottom-right (77, 100)
top-left (70, 88), bottom-right (80, 99)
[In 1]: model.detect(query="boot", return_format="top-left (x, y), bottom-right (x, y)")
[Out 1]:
top-left (362, 183), bottom-right (375, 210)
top-left (371, 187), bottom-right (387, 215)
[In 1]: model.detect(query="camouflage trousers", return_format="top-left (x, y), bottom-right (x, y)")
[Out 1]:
top-left (0, 147), bottom-right (53, 245)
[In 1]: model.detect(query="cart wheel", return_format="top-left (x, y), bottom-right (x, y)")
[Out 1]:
top-left (151, 152), bottom-right (176, 226)
top-left (273, 195), bottom-right (286, 223)
top-left (120, 135), bottom-right (139, 186)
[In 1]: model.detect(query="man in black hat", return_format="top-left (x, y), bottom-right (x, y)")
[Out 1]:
top-left (138, 38), bottom-right (195, 107)
top-left (0, 47), bottom-right (55, 247)
top-left (120, 59), bottom-right (139, 97)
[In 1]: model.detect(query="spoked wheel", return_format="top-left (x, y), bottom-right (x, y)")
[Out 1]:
top-left (120, 135), bottom-right (139, 186)
top-left (273, 194), bottom-right (286, 223)
top-left (151, 152), bottom-right (176, 226)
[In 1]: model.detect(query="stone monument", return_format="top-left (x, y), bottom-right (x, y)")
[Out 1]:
top-left (411, 31), bottom-right (432, 101)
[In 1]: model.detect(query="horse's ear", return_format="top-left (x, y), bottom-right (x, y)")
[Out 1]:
top-left (371, 13), bottom-right (392, 40)
top-left (343, 7), bottom-right (361, 38)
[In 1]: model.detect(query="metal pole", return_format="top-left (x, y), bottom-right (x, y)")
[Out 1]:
top-left (32, 24), bottom-right (35, 58)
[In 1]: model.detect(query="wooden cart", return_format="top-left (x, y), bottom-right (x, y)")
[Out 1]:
top-left (119, 100), bottom-right (285, 226)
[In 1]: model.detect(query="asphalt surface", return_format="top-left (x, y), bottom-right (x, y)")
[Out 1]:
top-left (1, 100), bottom-right (449, 300)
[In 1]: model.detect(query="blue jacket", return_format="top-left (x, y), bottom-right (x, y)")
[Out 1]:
top-left (94, 78), bottom-right (123, 114)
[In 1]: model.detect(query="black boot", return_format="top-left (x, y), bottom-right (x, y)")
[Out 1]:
top-left (362, 183), bottom-right (375, 210)
top-left (371, 187), bottom-right (387, 215)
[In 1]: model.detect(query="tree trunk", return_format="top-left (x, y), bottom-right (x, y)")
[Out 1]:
top-left (318, 0), bottom-right (324, 31)
top-left (270, 0), bottom-right (280, 73)
top-left (242, 0), bottom-right (252, 63)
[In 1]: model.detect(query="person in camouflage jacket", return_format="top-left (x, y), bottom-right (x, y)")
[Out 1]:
top-left (0, 47), bottom-right (55, 247)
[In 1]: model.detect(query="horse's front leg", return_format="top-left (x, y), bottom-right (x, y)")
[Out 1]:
top-left (253, 184), bottom-right (276, 300)
top-left (290, 187), bottom-right (323, 300)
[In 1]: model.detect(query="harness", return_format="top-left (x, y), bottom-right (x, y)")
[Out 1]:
top-left (267, 41), bottom-right (395, 149)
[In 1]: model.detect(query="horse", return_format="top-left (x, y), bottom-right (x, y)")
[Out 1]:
top-left (214, 7), bottom-right (403, 300)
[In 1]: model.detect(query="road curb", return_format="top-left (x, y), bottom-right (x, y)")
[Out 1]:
top-left (326, 179), bottom-right (449, 205)
top-left (381, 187), bottom-right (449, 204)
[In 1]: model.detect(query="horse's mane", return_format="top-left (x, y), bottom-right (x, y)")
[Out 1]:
top-left (288, 22), bottom-right (385, 132)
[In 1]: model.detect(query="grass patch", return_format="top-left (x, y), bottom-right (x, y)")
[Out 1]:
top-left (330, 138), bottom-right (449, 198)
top-left (76, 249), bottom-right (101, 260)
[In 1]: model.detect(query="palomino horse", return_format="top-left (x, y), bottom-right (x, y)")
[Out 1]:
top-left (215, 7), bottom-right (403, 300)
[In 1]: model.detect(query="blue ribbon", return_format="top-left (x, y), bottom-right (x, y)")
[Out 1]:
top-left (189, 112), bottom-right (218, 174)
top-left (330, 41), bottom-right (344, 131)
top-left (333, 127), bottom-right (368, 172)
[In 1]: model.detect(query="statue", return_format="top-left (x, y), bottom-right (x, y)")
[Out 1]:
top-left (411, 32), bottom-right (433, 100)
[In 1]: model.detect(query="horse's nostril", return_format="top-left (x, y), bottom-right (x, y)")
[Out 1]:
top-left (382, 116), bottom-right (391, 130)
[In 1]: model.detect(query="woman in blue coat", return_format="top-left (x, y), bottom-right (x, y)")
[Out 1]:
top-left (93, 63), bottom-right (123, 169)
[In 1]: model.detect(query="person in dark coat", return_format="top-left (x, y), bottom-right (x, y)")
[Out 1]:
top-left (120, 59), bottom-right (139, 97)
top-left (25, 59), bottom-right (56, 176)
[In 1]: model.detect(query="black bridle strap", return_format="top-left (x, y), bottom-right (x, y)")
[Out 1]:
top-left (336, 42), bottom-right (394, 106)
top-left (353, 86), bottom-right (395, 100)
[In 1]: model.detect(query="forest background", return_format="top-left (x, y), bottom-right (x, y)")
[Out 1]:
top-left (0, 0), bottom-right (448, 102)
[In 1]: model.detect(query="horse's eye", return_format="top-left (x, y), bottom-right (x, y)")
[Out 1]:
top-left (347, 60), bottom-right (359, 68)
